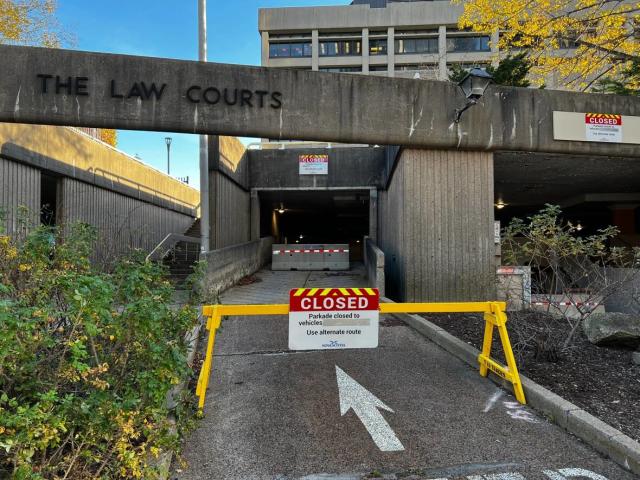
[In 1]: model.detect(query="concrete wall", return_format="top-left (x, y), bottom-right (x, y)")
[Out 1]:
top-left (210, 172), bottom-right (251, 249)
top-left (60, 178), bottom-right (194, 266)
top-left (209, 136), bottom-right (251, 249)
top-left (249, 147), bottom-right (387, 189)
top-left (0, 123), bottom-right (199, 213)
top-left (5, 45), bottom-right (640, 156)
top-left (0, 156), bottom-right (40, 236)
top-left (202, 237), bottom-right (274, 298)
top-left (364, 236), bottom-right (385, 295)
top-left (604, 268), bottom-right (640, 315)
top-left (378, 148), bottom-right (495, 302)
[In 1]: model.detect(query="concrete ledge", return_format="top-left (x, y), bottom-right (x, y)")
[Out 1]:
top-left (202, 237), bottom-right (274, 299)
top-left (384, 301), bottom-right (640, 477)
top-left (364, 238), bottom-right (385, 296)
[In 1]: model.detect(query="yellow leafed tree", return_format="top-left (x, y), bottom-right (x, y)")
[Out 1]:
top-left (99, 128), bottom-right (118, 148)
top-left (454, 0), bottom-right (640, 91)
top-left (0, 0), bottom-right (68, 47)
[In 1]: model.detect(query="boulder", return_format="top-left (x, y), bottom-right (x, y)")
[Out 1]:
top-left (582, 312), bottom-right (640, 347)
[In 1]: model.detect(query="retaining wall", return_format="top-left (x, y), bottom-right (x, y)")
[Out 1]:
top-left (202, 237), bottom-right (274, 298)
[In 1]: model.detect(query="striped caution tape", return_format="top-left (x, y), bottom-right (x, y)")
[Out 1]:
top-left (273, 248), bottom-right (349, 255)
top-left (532, 301), bottom-right (601, 307)
top-left (292, 287), bottom-right (377, 297)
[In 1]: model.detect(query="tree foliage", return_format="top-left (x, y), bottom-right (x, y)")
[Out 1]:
top-left (502, 205), bottom-right (640, 349)
top-left (0, 0), bottom-right (69, 47)
top-left (594, 59), bottom-right (640, 95)
top-left (99, 129), bottom-right (118, 148)
top-left (0, 221), bottom-right (200, 479)
top-left (453, 0), bottom-right (640, 90)
top-left (449, 53), bottom-right (531, 87)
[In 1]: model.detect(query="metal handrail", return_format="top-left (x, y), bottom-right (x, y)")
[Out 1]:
top-left (146, 233), bottom-right (201, 262)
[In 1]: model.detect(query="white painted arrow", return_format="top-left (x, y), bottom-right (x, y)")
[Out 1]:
top-left (335, 365), bottom-right (404, 452)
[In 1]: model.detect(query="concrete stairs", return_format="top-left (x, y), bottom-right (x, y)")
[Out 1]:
top-left (163, 218), bottom-right (201, 286)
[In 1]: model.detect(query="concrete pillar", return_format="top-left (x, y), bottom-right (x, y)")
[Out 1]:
top-left (369, 188), bottom-right (378, 243)
top-left (261, 32), bottom-right (270, 66)
top-left (362, 28), bottom-right (370, 74)
top-left (312, 29), bottom-right (319, 71)
top-left (490, 30), bottom-right (500, 67)
top-left (251, 189), bottom-right (260, 240)
top-left (438, 26), bottom-right (447, 80)
top-left (387, 27), bottom-right (395, 77)
top-left (610, 204), bottom-right (638, 234)
top-left (377, 149), bottom-right (495, 302)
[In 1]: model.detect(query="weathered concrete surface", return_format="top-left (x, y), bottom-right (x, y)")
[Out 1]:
top-left (174, 269), bottom-right (636, 480)
top-left (364, 237), bottom-right (385, 295)
top-left (379, 149), bottom-right (495, 302)
top-left (201, 237), bottom-right (273, 299)
top-left (3, 45), bottom-right (640, 156)
top-left (249, 147), bottom-right (387, 189)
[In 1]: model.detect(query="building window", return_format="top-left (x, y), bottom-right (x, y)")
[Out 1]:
top-left (369, 39), bottom-right (387, 55)
top-left (320, 40), bottom-right (362, 56)
top-left (395, 37), bottom-right (438, 54)
top-left (269, 42), bottom-right (312, 58)
top-left (319, 66), bottom-right (362, 73)
top-left (446, 36), bottom-right (490, 53)
top-left (369, 65), bottom-right (388, 71)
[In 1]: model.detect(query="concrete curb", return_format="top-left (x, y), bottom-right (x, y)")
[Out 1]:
top-left (157, 313), bottom-right (205, 480)
top-left (386, 305), bottom-right (640, 477)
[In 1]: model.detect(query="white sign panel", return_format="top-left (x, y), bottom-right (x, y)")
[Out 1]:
top-left (553, 111), bottom-right (640, 144)
top-left (289, 288), bottom-right (379, 350)
top-left (299, 154), bottom-right (328, 175)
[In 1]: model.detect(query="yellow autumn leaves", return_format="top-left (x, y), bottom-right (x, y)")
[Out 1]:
top-left (453, 0), bottom-right (640, 90)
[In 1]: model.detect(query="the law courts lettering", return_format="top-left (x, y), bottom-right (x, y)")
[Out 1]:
top-left (35, 74), bottom-right (283, 109)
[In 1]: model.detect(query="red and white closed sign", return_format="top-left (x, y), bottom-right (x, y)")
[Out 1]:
top-left (299, 154), bottom-right (328, 175)
top-left (585, 113), bottom-right (622, 142)
top-left (289, 288), bottom-right (379, 350)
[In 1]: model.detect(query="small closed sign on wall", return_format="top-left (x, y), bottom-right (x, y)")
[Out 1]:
top-left (299, 154), bottom-right (328, 175)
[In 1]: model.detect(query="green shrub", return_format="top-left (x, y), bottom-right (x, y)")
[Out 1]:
top-left (0, 223), bottom-right (199, 479)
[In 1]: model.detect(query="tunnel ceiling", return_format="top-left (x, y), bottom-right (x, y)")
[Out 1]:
top-left (259, 189), bottom-right (370, 212)
top-left (494, 152), bottom-right (640, 207)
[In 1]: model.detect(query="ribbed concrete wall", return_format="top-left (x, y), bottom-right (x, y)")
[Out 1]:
top-left (60, 178), bottom-right (194, 265)
top-left (211, 172), bottom-right (251, 249)
top-left (0, 156), bottom-right (40, 236)
top-left (378, 149), bottom-right (495, 302)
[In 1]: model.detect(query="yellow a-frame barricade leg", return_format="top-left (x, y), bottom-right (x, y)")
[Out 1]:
top-left (478, 302), bottom-right (526, 404)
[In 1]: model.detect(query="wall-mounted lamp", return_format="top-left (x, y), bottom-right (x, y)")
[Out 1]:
top-left (277, 203), bottom-right (285, 214)
top-left (454, 68), bottom-right (493, 123)
top-left (576, 221), bottom-right (583, 232)
top-left (495, 199), bottom-right (507, 210)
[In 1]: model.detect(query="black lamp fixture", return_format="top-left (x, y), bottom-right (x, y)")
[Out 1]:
top-left (454, 68), bottom-right (494, 123)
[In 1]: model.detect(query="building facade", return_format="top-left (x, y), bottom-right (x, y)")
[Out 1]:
top-left (259, 0), bottom-right (499, 80)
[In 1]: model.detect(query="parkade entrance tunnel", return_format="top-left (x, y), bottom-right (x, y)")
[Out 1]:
top-left (259, 189), bottom-right (370, 261)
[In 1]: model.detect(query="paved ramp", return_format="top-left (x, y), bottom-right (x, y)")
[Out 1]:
top-left (174, 268), bottom-right (636, 480)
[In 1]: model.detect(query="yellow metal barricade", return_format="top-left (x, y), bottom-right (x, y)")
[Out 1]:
top-left (196, 301), bottom-right (525, 411)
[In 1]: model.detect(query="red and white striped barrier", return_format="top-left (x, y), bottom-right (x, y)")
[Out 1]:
top-left (532, 301), bottom-right (600, 307)
top-left (273, 248), bottom-right (349, 255)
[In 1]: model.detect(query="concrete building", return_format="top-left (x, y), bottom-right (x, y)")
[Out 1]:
top-left (0, 123), bottom-right (201, 266)
top-left (259, 0), bottom-right (498, 81)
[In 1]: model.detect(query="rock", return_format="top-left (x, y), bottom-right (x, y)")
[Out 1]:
top-left (633, 350), bottom-right (640, 366)
top-left (582, 312), bottom-right (640, 347)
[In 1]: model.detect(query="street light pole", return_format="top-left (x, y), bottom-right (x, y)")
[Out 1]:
top-left (198, 0), bottom-right (210, 253)
top-left (165, 137), bottom-right (172, 175)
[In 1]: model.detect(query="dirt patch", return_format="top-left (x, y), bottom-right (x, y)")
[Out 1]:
top-left (423, 312), bottom-right (640, 441)
top-left (236, 274), bottom-right (262, 286)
